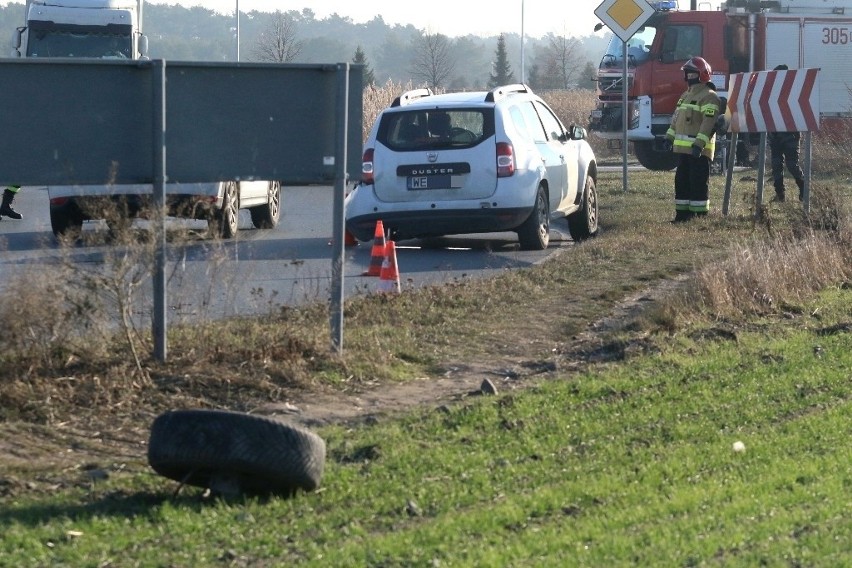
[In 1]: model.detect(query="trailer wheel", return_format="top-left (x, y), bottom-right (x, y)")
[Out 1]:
top-left (249, 180), bottom-right (281, 229)
top-left (50, 204), bottom-right (84, 240)
top-left (148, 409), bottom-right (326, 496)
top-left (208, 181), bottom-right (239, 238)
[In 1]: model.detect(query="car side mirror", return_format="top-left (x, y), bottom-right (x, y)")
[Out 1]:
top-left (11, 27), bottom-right (23, 57)
top-left (138, 34), bottom-right (149, 59)
top-left (570, 125), bottom-right (587, 140)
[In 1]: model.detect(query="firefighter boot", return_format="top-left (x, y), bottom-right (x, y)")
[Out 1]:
top-left (0, 189), bottom-right (23, 220)
top-left (796, 178), bottom-right (805, 201)
top-left (671, 210), bottom-right (690, 223)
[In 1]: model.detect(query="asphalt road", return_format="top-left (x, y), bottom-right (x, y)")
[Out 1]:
top-left (0, 185), bottom-right (576, 322)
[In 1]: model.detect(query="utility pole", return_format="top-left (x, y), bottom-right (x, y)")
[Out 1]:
top-left (520, 0), bottom-right (525, 83)
top-left (236, 0), bottom-right (240, 61)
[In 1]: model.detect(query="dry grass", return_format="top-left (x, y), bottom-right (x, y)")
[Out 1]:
top-left (362, 80), bottom-right (423, 142)
top-left (654, 182), bottom-right (852, 325)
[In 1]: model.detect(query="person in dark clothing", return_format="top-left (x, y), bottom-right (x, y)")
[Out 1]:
top-left (768, 65), bottom-right (805, 202)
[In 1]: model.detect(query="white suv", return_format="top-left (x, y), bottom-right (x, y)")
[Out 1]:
top-left (345, 84), bottom-right (598, 250)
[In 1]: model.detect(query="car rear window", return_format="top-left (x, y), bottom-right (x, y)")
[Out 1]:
top-left (377, 109), bottom-right (494, 151)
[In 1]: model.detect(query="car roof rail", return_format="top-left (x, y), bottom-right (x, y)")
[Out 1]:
top-left (485, 83), bottom-right (533, 102)
top-left (391, 88), bottom-right (435, 107)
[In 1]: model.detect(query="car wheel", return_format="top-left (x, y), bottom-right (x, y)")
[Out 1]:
top-left (208, 181), bottom-right (239, 238)
top-left (567, 175), bottom-right (599, 242)
top-left (147, 409), bottom-right (326, 497)
top-left (249, 180), bottom-right (281, 229)
top-left (50, 204), bottom-right (84, 240)
top-left (517, 184), bottom-right (550, 250)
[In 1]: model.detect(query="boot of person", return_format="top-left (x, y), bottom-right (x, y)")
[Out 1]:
top-left (671, 210), bottom-right (690, 223)
top-left (0, 189), bottom-right (23, 220)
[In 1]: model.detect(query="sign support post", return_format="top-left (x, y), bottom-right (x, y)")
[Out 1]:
top-left (594, 0), bottom-right (656, 192)
top-left (153, 59), bottom-right (168, 362)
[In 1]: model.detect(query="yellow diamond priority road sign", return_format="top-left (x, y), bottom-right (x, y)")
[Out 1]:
top-left (594, 0), bottom-right (656, 41)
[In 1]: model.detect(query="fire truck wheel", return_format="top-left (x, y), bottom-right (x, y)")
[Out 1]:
top-left (634, 141), bottom-right (678, 171)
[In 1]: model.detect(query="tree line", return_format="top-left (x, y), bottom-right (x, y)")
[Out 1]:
top-left (0, 2), bottom-right (609, 91)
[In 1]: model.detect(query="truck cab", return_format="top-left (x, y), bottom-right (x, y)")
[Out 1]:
top-left (12, 0), bottom-right (148, 60)
top-left (590, 5), bottom-right (730, 170)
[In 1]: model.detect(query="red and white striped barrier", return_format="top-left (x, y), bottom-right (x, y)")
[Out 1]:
top-left (728, 68), bottom-right (820, 133)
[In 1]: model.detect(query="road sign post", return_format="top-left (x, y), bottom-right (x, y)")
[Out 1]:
top-left (594, 0), bottom-right (656, 193)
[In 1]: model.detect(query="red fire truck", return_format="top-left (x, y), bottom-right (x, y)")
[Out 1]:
top-left (589, 0), bottom-right (852, 170)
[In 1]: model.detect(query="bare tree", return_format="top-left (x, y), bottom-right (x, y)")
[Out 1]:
top-left (540, 33), bottom-right (586, 89)
top-left (252, 10), bottom-right (303, 63)
top-left (410, 30), bottom-right (456, 90)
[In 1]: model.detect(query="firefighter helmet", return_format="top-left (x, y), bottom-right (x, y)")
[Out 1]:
top-left (681, 57), bottom-right (712, 83)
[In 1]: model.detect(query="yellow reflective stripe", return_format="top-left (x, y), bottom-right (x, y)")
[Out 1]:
top-left (678, 102), bottom-right (701, 112)
top-left (701, 103), bottom-right (719, 116)
top-left (688, 200), bottom-right (710, 212)
top-left (696, 133), bottom-right (710, 144)
top-left (666, 128), bottom-right (675, 137)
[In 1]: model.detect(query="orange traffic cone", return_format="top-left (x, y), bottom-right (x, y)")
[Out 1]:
top-left (363, 220), bottom-right (386, 276)
top-left (377, 240), bottom-right (401, 294)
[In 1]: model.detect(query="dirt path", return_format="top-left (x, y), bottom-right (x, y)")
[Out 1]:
top-left (252, 275), bottom-right (688, 427)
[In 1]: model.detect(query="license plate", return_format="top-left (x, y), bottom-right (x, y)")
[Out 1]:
top-left (590, 109), bottom-right (603, 119)
top-left (407, 175), bottom-right (452, 190)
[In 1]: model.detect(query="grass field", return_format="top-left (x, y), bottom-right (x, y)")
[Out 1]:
top-left (1, 289), bottom-right (849, 566)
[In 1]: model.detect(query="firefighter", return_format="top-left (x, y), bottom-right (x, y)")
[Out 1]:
top-left (1, 185), bottom-right (23, 220)
top-left (768, 65), bottom-right (805, 202)
top-left (665, 56), bottom-right (722, 222)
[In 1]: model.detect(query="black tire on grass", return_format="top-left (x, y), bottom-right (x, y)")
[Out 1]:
top-left (147, 409), bottom-right (326, 496)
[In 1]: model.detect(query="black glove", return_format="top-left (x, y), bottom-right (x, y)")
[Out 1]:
top-left (663, 139), bottom-right (673, 152)
top-left (691, 144), bottom-right (702, 158)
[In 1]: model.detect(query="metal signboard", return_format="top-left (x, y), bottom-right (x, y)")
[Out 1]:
top-left (594, 0), bottom-right (656, 42)
top-left (728, 68), bottom-right (820, 133)
top-left (0, 60), bottom-right (363, 186)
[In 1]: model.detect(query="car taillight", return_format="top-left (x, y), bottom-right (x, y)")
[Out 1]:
top-left (496, 142), bottom-right (515, 178)
top-left (362, 148), bottom-right (375, 184)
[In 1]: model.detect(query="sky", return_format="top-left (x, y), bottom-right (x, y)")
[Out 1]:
top-left (146, 0), bottom-right (724, 40)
